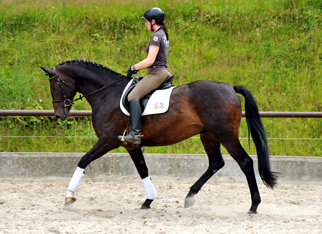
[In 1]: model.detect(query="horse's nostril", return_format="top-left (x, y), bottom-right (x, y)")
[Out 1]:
top-left (55, 115), bottom-right (61, 119)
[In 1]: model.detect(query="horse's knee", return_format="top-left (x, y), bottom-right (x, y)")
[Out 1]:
top-left (77, 155), bottom-right (91, 169)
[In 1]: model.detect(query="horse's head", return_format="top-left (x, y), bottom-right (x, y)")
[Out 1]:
top-left (41, 66), bottom-right (77, 121)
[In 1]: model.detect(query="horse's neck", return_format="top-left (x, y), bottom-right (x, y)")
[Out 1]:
top-left (74, 69), bottom-right (127, 107)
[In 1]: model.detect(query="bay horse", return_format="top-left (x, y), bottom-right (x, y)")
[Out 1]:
top-left (41, 60), bottom-right (277, 214)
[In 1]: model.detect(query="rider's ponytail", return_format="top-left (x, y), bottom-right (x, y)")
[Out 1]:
top-left (162, 23), bottom-right (169, 41)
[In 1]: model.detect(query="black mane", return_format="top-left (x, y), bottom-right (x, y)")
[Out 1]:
top-left (55, 60), bottom-right (127, 79)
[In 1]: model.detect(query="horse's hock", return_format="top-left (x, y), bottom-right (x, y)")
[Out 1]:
top-left (0, 152), bottom-right (321, 181)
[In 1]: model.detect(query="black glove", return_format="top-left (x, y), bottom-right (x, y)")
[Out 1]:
top-left (127, 65), bottom-right (138, 77)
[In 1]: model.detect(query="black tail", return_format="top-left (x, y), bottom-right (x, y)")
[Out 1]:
top-left (233, 85), bottom-right (278, 188)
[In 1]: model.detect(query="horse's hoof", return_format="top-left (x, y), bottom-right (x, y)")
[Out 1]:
top-left (141, 199), bottom-right (153, 209)
top-left (140, 205), bottom-right (151, 209)
top-left (65, 197), bottom-right (76, 206)
top-left (248, 210), bottom-right (257, 214)
top-left (184, 197), bottom-right (195, 208)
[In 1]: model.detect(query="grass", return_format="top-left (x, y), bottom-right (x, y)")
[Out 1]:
top-left (0, 0), bottom-right (321, 156)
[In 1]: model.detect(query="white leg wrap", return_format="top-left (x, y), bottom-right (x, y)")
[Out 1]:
top-left (142, 176), bottom-right (157, 200)
top-left (67, 167), bottom-right (85, 193)
top-left (66, 190), bottom-right (74, 198)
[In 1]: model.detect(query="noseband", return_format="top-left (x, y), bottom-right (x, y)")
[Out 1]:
top-left (49, 66), bottom-right (128, 107)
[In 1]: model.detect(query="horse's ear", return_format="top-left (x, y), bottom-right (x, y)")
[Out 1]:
top-left (40, 67), bottom-right (54, 77)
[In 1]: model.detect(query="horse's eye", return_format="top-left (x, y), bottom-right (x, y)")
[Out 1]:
top-left (50, 85), bottom-right (57, 91)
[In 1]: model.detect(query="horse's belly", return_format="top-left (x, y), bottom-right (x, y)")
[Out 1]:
top-left (141, 123), bottom-right (203, 146)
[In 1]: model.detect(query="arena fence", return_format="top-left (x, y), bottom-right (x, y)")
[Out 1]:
top-left (1, 110), bottom-right (322, 118)
top-left (1, 110), bottom-right (321, 156)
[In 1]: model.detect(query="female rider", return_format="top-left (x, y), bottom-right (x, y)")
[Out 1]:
top-left (118, 7), bottom-right (171, 145)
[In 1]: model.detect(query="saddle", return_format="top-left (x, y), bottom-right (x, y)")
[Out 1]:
top-left (120, 75), bottom-right (175, 116)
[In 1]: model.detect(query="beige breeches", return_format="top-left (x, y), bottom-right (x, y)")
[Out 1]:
top-left (128, 69), bottom-right (171, 101)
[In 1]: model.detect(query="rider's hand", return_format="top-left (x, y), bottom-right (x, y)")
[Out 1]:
top-left (127, 65), bottom-right (138, 77)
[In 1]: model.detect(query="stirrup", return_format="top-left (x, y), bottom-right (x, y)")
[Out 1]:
top-left (119, 129), bottom-right (128, 145)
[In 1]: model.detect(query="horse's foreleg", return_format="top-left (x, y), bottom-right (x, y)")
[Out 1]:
top-left (185, 133), bottom-right (224, 208)
top-left (127, 147), bottom-right (156, 209)
top-left (141, 176), bottom-right (157, 209)
top-left (65, 138), bottom-right (117, 206)
top-left (65, 167), bottom-right (85, 205)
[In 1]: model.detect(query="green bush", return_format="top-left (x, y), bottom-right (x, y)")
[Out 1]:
top-left (0, 0), bottom-right (321, 155)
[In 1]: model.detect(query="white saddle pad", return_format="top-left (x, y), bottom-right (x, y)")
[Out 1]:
top-left (120, 79), bottom-right (175, 116)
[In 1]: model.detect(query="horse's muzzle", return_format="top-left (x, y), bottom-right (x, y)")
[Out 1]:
top-left (55, 114), bottom-right (64, 120)
top-left (54, 108), bottom-right (70, 121)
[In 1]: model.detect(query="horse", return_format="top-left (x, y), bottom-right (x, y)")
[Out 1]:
top-left (41, 60), bottom-right (277, 214)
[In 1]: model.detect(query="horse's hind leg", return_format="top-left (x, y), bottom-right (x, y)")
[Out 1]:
top-left (222, 139), bottom-right (261, 214)
top-left (185, 132), bottom-right (225, 208)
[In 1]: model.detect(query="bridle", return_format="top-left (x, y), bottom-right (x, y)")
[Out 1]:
top-left (49, 67), bottom-right (74, 107)
top-left (49, 66), bottom-right (128, 107)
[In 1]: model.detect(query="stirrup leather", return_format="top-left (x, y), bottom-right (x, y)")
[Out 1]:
top-left (119, 129), bottom-right (129, 145)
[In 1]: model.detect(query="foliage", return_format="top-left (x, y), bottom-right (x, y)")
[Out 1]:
top-left (0, 0), bottom-right (321, 156)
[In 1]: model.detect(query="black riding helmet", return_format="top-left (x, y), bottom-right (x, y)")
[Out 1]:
top-left (142, 7), bottom-right (165, 30)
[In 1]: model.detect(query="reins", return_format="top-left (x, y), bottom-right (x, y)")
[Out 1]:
top-left (73, 76), bottom-right (128, 102)
top-left (50, 66), bottom-right (128, 107)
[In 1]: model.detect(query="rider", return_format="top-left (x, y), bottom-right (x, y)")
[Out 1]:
top-left (118, 7), bottom-right (171, 145)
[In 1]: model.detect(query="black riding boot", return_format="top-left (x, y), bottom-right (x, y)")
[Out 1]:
top-left (118, 98), bottom-right (142, 145)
